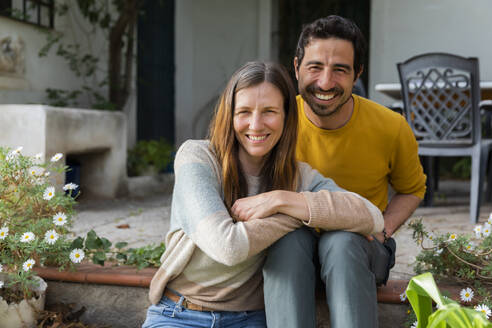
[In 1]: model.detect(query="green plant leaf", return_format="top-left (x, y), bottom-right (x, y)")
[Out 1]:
top-left (100, 237), bottom-right (112, 251)
top-left (115, 242), bottom-right (128, 249)
top-left (406, 273), bottom-right (492, 328)
top-left (92, 251), bottom-right (106, 266)
top-left (85, 230), bottom-right (102, 249)
top-left (71, 237), bottom-right (84, 249)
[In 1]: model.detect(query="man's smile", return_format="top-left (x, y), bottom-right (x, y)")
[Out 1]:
top-left (314, 93), bottom-right (336, 101)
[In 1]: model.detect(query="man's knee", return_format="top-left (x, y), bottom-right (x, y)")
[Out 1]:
top-left (318, 231), bottom-right (370, 272)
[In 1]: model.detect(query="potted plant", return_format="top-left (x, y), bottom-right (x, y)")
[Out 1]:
top-left (0, 146), bottom-right (82, 327)
top-left (127, 138), bottom-right (174, 176)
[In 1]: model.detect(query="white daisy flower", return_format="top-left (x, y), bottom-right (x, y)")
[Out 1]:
top-left (20, 232), bottom-right (35, 243)
top-left (427, 232), bottom-right (435, 241)
top-left (22, 259), bottom-right (35, 271)
top-left (488, 213), bottom-right (492, 225)
top-left (483, 225), bottom-right (491, 237)
top-left (13, 146), bottom-right (23, 154)
top-left (460, 287), bottom-right (474, 302)
top-left (410, 321), bottom-right (418, 328)
top-left (34, 153), bottom-right (43, 160)
top-left (50, 153), bottom-right (63, 162)
top-left (465, 243), bottom-right (475, 251)
top-left (28, 166), bottom-right (45, 177)
top-left (0, 264), bottom-right (3, 272)
top-left (52, 212), bottom-right (67, 226)
top-left (34, 177), bottom-right (44, 186)
top-left (399, 291), bottom-right (407, 302)
top-left (6, 151), bottom-right (18, 162)
top-left (70, 249), bottom-right (85, 263)
top-left (475, 304), bottom-right (491, 319)
top-left (44, 171), bottom-right (50, 177)
top-left (0, 226), bottom-right (8, 239)
top-left (43, 186), bottom-right (55, 200)
top-left (448, 233), bottom-right (457, 241)
top-left (63, 183), bottom-right (78, 191)
top-left (0, 281), bottom-right (3, 288)
top-left (44, 229), bottom-right (59, 244)
top-left (474, 225), bottom-right (482, 238)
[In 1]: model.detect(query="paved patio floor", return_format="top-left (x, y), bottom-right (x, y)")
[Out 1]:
top-left (71, 176), bottom-right (488, 281)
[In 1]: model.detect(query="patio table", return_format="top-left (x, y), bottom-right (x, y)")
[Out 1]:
top-left (375, 81), bottom-right (492, 100)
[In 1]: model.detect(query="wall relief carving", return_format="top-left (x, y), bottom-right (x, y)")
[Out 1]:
top-left (0, 36), bottom-right (25, 77)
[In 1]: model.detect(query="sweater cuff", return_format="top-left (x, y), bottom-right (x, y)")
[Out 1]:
top-left (300, 191), bottom-right (325, 227)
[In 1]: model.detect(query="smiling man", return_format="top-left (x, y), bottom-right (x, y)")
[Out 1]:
top-left (263, 16), bottom-right (427, 328)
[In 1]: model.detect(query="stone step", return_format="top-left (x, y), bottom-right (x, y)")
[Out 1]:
top-left (36, 265), bottom-right (417, 327)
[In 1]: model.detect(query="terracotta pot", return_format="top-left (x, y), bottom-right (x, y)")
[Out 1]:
top-left (0, 276), bottom-right (47, 328)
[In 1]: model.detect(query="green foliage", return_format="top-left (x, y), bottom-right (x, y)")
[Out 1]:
top-left (409, 218), bottom-right (492, 285)
top-left (409, 219), bottom-right (492, 325)
top-left (438, 157), bottom-right (471, 179)
top-left (38, 0), bottom-right (133, 110)
top-left (452, 158), bottom-right (472, 179)
top-left (406, 273), bottom-right (492, 327)
top-left (69, 229), bottom-right (165, 269)
top-left (0, 147), bottom-right (167, 303)
top-left (127, 139), bottom-right (175, 176)
top-left (120, 243), bottom-right (166, 270)
top-left (0, 147), bottom-right (77, 301)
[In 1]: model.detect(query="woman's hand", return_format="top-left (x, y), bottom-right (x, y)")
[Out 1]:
top-left (231, 191), bottom-right (280, 221)
top-left (231, 191), bottom-right (310, 222)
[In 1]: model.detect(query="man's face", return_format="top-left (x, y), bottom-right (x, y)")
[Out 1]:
top-left (295, 38), bottom-right (359, 117)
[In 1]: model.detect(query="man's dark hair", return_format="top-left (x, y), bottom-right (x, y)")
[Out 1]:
top-left (295, 15), bottom-right (367, 79)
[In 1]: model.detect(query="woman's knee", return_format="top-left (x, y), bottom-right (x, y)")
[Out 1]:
top-left (264, 227), bottom-right (316, 272)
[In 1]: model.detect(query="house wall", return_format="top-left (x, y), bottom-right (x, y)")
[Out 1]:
top-left (175, 0), bottom-right (276, 146)
top-left (0, 1), bottom-right (136, 148)
top-left (369, 0), bottom-right (492, 106)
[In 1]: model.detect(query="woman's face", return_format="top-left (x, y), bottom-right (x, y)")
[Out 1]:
top-left (233, 81), bottom-right (285, 174)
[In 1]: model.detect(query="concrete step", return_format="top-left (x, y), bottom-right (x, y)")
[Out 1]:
top-left (37, 265), bottom-right (412, 327)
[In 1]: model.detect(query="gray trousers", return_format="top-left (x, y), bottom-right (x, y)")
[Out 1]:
top-left (263, 227), bottom-right (379, 328)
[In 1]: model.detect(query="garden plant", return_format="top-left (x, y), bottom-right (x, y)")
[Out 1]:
top-left (405, 217), bottom-right (492, 327)
top-left (0, 146), bottom-right (165, 306)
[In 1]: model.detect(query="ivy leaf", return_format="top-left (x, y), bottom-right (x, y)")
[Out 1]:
top-left (100, 237), bottom-right (112, 251)
top-left (85, 230), bottom-right (102, 250)
top-left (115, 242), bottom-right (128, 249)
top-left (71, 237), bottom-right (84, 249)
top-left (92, 251), bottom-right (106, 266)
top-left (116, 253), bottom-right (127, 261)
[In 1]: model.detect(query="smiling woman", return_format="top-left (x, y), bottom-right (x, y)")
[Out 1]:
top-left (142, 61), bottom-right (383, 328)
top-left (233, 82), bottom-right (285, 176)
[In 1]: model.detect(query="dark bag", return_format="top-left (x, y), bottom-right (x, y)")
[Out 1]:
top-left (370, 237), bottom-right (396, 286)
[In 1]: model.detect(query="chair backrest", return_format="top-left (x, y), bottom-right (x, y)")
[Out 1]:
top-left (397, 53), bottom-right (481, 146)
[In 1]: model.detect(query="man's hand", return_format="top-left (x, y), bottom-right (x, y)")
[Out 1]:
top-left (231, 191), bottom-right (279, 222)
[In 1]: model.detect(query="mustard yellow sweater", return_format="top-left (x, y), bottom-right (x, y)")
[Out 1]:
top-left (296, 95), bottom-right (426, 212)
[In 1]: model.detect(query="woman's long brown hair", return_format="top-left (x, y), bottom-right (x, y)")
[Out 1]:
top-left (208, 61), bottom-right (298, 210)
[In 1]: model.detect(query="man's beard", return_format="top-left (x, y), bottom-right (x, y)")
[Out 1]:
top-left (300, 84), bottom-right (350, 117)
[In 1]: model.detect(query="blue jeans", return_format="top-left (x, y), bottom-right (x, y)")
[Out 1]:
top-left (142, 295), bottom-right (266, 328)
top-left (263, 228), bottom-right (380, 328)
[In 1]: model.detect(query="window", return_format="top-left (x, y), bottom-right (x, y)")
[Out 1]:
top-left (0, 0), bottom-right (54, 28)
